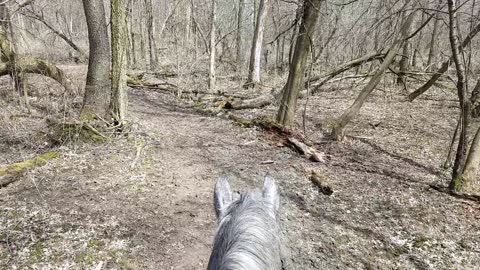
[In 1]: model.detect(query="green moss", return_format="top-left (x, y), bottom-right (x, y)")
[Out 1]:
top-left (0, 151), bottom-right (59, 174)
top-left (29, 241), bottom-right (45, 262)
top-left (118, 258), bottom-right (135, 270)
top-left (87, 239), bottom-right (105, 250)
top-left (413, 235), bottom-right (430, 248)
top-left (323, 119), bottom-right (338, 129)
top-left (135, 139), bottom-right (145, 147)
top-left (74, 251), bottom-right (95, 264)
top-left (51, 122), bottom-right (107, 144)
top-left (8, 210), bottom-right (21, 218)
top-left (134, 183), bottom-right (145, 191)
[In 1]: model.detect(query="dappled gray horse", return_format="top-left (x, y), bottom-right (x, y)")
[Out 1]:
top-left (208, 176), bottom-right (284, 270)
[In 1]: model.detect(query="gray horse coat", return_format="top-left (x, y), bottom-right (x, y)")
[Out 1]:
top-left (208, 176), bottom-right (284, 270)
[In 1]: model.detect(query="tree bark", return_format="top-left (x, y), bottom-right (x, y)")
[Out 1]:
top-left (447, 0), bottom-right (469, 191)
top-left (452, 125), bottom-right (480, 194)
top-left (275, 0), bottom-right (322, 127)
top-left (397, 41), bottom-right (411, 85)
top-left (236, 0), bottom-right (244, 74)
top-left (332, 11), bottom-right (416, 141)
top-left (470, 78), bottom-right (480, 117)
top-left (144, 0), bottom-right (158, 70)
top-left (110, 0), bottom-right (128, 124)
top-left (81, 0), bottom-right (111, 119)
top-left (408, 22), bottom-right (480, 101)
top-left (245, 0), bottom-right (269, 87)
top-left (397, 7), bottom-right (418, 85)
top-left (426, 0), bottom-right (442, 71)
top-left (126, 0), bottom-right (135, 67)
top-left (208, 0), bottom-right (216, 91)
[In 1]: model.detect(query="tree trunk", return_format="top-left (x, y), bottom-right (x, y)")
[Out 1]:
top-left (144, 0), bottom-right (158, 70)
top-left (110, 0), bottom-right (128, 124)
top-left (126, 0), bottom-right (134, 67)
top-left (236, 0), bottom-right (244, 75)
top-left (470, 78), bottom-right (480, 117)
top-left (408, 22), bottom-right (480, 101)
top-left (397, 9), bottom-right (417, 85)
top-left (332, 11), bottom-right (416, 141)
top-left (81, 0), bottom-right (111, 119)
top-left (275, 0), bottom-right (322, 127)
top-left (397, 41), bottom-right (411, 85)
top-left (447, 0), bottom-right (469, 191)
top-left (0, 4), bottom-right (26, 109)
top-left (426, 0), bottom-right (442, 71)
top-left (208, 0), bottom-right (216, 90)
top-left (245, 0), bottom-right (269, 87)
top-left (452, 126), bottom-right (480, 194)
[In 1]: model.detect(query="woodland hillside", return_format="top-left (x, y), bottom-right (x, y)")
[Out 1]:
top-left (0, 0), bottom-right (480, 269)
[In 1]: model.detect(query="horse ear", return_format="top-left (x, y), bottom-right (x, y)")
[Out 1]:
top-left (214, 177), bottom-right (233, 218)
top-left (262, 175), bottom-right (280, 214)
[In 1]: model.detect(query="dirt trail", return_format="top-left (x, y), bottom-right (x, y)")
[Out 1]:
top-left (1, 84), bottom-right (480, 269)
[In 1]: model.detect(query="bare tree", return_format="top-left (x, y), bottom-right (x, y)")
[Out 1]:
top-left (408, 22), bottom-right (480, 102)
top-left (110, 0), bottom-right (128, 124)
top-left (81, 0), bottom-right (111, 119)
top-left (144, 0), bottom-right (158, 70)
top-left (245, 0), bottom-right (269, 87)
top-left (332, 10), bottom-right (416, 140)
top-left (396, 9), bottom-right (417, 85)
top-left (208, 0), bottom-right (216, 91)
top-left (447, 0), bottom-right (470, 192)
top-left (426, 0), bottom-right (442, 71)
top-left (236, 0), bottom-right (245, 74)
top-left (276, 0), bottom-right (322, 127)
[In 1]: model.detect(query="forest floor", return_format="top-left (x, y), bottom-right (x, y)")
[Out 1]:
top-left (0, 65), bottom-right (479, 270)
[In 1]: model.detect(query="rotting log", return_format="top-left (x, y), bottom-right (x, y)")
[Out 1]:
top-left (287, 137), bottom-right (325, 162)
top-left (228, 114), bottom-right (325, 163)
top-left (225, 93), bottom-right (274, 109)
top-left (0, 151), bottom-right (59, 187)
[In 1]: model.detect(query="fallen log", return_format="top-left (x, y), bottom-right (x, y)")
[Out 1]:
top-left (224, 93), bottom-right (275, 109)
top-left (287, 137), bottom-right (325, 162)
top-left (0, 151), bottom-right (59, 188)
top-left (227, 115), bottom-right (326, 163)
top-left (308, 52), bottom-right (385, 92)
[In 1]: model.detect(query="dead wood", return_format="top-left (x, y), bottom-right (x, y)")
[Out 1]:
top-left (224, 93), bottom-right (274, 109)
top-left (287, 137), bottom-right (325, 162)
top-left (307, 52), bottom-right (385, 92)
top-left (19, 10), bottom-right (87, 59)
top-left (0, 151), bottom-right (59, 188)
top-left (227, 114), bottom-right (325, 163)
top-left (310, 170), bottom-right (333, 195)
top-left (408, 22), bottom-right (480, 102)
top-left (0, 56), bottom-right (76, 94)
